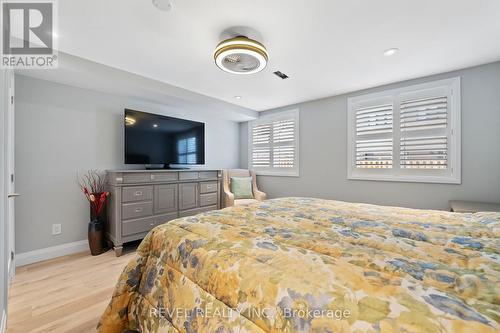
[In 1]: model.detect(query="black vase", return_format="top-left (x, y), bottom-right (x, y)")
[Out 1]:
top-left (88, 218), bottom-right (104, 256)
top-left (87, 195), bottom-right (108, 256)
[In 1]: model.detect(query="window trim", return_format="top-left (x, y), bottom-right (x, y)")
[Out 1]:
top-left (347, 77), bottom-right (461, 184)
top-left (248, 109), bottom-right (300, 177)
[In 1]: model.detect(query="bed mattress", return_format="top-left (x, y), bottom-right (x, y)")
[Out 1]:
top-left (98, 197), bottom-right (499, 333)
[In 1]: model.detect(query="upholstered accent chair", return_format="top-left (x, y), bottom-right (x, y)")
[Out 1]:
top-left (222, 169), bottom-right (267, 208)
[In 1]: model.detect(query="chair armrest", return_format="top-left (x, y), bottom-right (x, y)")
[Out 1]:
top-left (223, 190), bottom-right (235, 208)
top-left (254, 189), bottom-right (267, 201)
top-left (249, 170), bottom-right (266, 201)
top-left (222, 170), bottom-right (234, 207)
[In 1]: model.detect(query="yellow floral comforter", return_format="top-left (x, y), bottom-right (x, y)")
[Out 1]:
top-left (98, 197), bottom-right (500, 333)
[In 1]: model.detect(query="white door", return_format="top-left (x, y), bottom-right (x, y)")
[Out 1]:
top-left (6, 71), bottom-right (16, 280)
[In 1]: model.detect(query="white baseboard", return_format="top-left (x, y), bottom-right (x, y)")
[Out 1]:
top-left (1, 310), bottom-right (6, 333)
top-left (15, 240), bottom-right (88, 267)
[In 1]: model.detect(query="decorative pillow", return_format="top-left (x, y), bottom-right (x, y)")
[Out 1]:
top-left (230, 177), bottom-right (254, 199)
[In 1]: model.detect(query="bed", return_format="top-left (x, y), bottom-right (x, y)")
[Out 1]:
top-left (98, 197), bottom-right (499, 333)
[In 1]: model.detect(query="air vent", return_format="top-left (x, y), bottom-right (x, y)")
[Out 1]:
top-left (273, 71), bottom-right (289, 79)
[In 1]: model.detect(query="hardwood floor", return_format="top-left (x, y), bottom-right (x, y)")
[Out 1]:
top-left (6, 248), bottom-right (135, 333)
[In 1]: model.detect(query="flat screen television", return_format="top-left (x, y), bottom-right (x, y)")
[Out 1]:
top-left (124, 109), bottom-right (205, 167)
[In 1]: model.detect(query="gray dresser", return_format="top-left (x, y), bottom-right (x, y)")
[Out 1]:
top-left (106, 169), bottom-right (222, 256)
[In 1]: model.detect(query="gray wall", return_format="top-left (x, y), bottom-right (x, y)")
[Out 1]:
top-left (240, 62), bottom-right (500, 210)
top-left (15, 75), bottom-right (240, 253)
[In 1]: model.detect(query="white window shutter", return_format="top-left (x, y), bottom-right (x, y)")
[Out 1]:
top-left (354, 103), bottom-right (393, 169)
top-left (356, 104), bottom-right (393, 135)
top-left (400, 136), bottom-right (447, 169)
top-left (252, 148), bottom-right (271, 167)
top-left (347, 77), bottom-right (460, 183)
top-left (249, 110), bottom-right (299, 176)
top-left (356, 138), bottom-right (393, 168)
top-left (272, 118), bottom-right (295, 168)
top-left (399, 95), bottom-right (449, 170)
top-left (400, 96), bottom-right (447, 132)
top-left (250, 124), bottom-right (271, 167)
top-left (252, 124), bottom-right (271, 145)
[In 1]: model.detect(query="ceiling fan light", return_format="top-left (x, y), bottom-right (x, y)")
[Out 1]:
top-left (214, 36), bottom-right (268, 75)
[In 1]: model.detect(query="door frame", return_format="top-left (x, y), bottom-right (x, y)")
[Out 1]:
top-left (0, 69), bottom-right (13, 333)
top-left (5, 71), bottom-right (15, 280)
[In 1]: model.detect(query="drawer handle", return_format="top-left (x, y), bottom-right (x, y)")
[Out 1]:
top-left (134, 191), bottom-right (143, 196)
top-left (150, 222), bottom-right (155, 226)
top-left (134, 208), bottom-right (143, 212)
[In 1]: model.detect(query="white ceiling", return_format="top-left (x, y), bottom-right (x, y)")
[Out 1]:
top-left (18, 52), bottom-right (258, 122)
top-left (55, 0), bottom-right (500, 111)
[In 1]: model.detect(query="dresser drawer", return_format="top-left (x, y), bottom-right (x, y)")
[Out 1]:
top-left (199, 171), bottom-right (218, 179)
top-left (121, 212), bottom-right (178, 236)
top-left (122, 216), bottom-right (156, 236)
top-left (151, 173), bottom-right (178, 182)
top-left (179, 172), bottom-right (199, 180)
top-left (122, 186), bottom-right (153, 203)
top-left (200, 181), bottom-right (218, 194)
top-left (122, 202), bottom-right (153, 220)
top-left (122, 173), bottom-right (151, 183)
top-left (200, 193), bottom-right (218, 207)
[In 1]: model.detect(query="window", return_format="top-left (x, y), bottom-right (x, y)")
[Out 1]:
top-left (347, 77), bottom-right (461, 184)
top-left (248, 109), bottom-right (299, 176)
top-left (177, 137), bottom-right (197, 164)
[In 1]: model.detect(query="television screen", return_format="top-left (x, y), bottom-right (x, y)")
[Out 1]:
top-left (124, 109), bottom-right (205, 165)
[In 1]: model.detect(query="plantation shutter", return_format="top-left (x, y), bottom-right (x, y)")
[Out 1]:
top-left (355, 103), bottom-right (393, 168)
top-left (348, 77), bottom-right (460, 183)
top-left (272, 119), bottom-right (295, 168)
top-left (400, 96), bottom-right (447, 131)
top-left (251, 124), bottom-right (271, 167)
top-left (400, 96), bottom-right (448, 169)
top-left (249, 110), bottom-right (299, 175)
